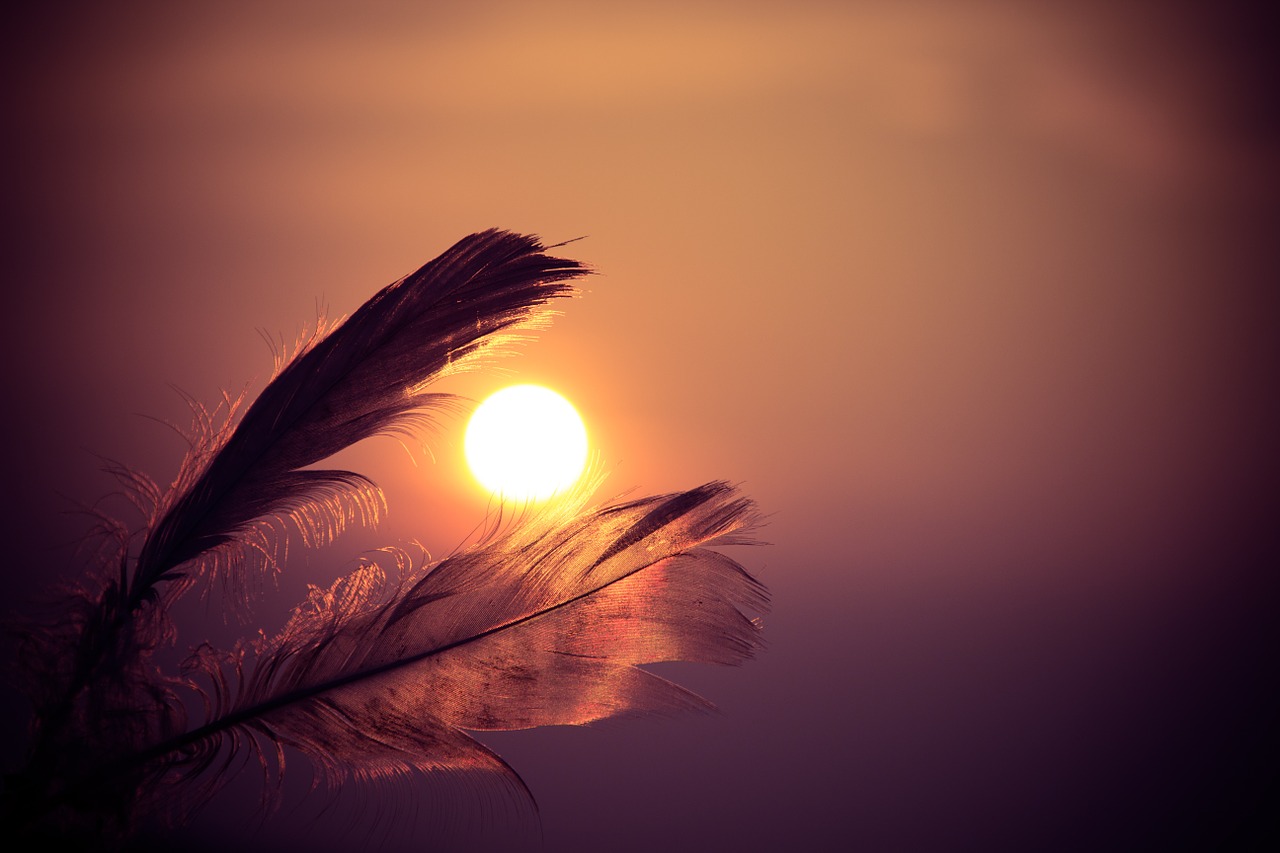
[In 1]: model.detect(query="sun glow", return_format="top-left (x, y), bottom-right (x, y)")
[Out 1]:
top-left (464, 384), bottom-right (588, 501)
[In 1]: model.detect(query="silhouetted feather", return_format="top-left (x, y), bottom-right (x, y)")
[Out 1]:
top-left (132, 229), bottom-right (585, 607)
top-left (3, 231), bottom-right (769, 851)
top-left (159, 480), bottom-right (766, 815)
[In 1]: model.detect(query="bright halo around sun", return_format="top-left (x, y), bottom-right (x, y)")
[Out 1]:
top-left (464, 384), bottom-right (588, 502)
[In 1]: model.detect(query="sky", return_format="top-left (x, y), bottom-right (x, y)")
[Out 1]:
top-left (2, 1), bottom-right (1277, 850)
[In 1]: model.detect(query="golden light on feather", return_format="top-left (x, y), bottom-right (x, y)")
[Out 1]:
top-left (465, 384), bottom-right (588, 501)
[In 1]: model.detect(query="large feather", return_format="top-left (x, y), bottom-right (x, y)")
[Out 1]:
top-left (131, 229), bottom-right (585, 607)
top-left (150, 481), bottom-right (767, 819)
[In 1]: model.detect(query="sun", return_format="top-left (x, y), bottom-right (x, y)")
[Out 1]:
top-left (464, 384), bottom-right (588, 501)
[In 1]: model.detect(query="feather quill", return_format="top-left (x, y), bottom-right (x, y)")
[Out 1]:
top-left (3, 231), bottom-right (770, 850)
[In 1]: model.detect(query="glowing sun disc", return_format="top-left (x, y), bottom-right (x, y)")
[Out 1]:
top-left (464, 385), bottom-right (588, 501)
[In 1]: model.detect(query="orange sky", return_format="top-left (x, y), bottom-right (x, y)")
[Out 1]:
top-left (2, 2), bottom-right (1276, 850)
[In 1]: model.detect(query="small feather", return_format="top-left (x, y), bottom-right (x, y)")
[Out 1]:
top-left (131, 230), bottom-right (586, 607)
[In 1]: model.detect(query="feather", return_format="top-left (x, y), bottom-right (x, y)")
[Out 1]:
top-left (132, 229), bottom-right (584, 610)
top-left (3, 231), bottom-right (769, 850)
top-left (130, 481), bottom-right (765, 826)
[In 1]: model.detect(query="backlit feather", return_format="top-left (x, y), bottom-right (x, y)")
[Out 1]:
top-left (2, 231), bottom-right (769, 851)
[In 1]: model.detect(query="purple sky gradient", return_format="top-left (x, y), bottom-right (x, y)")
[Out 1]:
top-left (2, 1), bottom-right (1277, 850)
